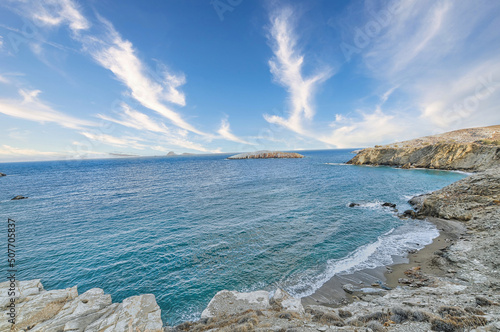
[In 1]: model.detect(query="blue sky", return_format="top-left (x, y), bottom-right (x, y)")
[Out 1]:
top-left (0, 0), bottom-right (499, 161)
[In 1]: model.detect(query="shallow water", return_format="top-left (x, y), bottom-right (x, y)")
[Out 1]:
top-left (0, 150), bottom-right (467, 325)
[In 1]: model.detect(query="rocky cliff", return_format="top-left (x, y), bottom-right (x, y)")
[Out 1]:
top-left (228, 150), bottom-right (304, 159)
top-left (347, 143), bottom-right (500, 171)
top-left (347, 125), bottom-right (500, 171)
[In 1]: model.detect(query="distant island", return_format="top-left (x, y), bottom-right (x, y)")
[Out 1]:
top-left (166, 152), bottom-right (196, 156)
top-left (228, 150), bottom-right (304, 159)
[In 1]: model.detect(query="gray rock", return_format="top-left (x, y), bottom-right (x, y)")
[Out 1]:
top-left (271, 288), bottom-right (305, 315)
top-left (0, 279), bottom-right (44, 309)
top-left (11, 195), bottom-right (28, 200)
top-left (84, 294), bottom-right (163, 332)
top-left (11, 286), bottom-right (78, 331)
top-left (29, 288), bottom-right (112, 332)
top-left (201, 290), bottom-right (270, 318)
top-left (342, 283), bottom-right (355, 294)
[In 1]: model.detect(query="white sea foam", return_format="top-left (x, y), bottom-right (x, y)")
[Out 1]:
top-left (284, 220), bottom-right (439, 298)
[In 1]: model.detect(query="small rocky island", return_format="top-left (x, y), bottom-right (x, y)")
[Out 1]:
top-left (228, 150), bottom-right (304, 159)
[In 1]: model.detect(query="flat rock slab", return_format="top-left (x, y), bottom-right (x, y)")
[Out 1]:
top-left (201, 290), bottom-right (270, 318)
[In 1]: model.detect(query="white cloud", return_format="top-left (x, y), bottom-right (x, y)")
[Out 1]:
top-left (80, 17), bottom-right (207, 136)
top-left (0, 145), bottom-right (65, 162)
top-left (264, 7), bottom-right (333, 135)
top-left (321, 109), bottom-right (405, 148)
top-left (358, 0), bottom-right (500, 132)
top-left (97, 103), bottom-right (170, 134)
top-left (25, 0), bottom-right (90, 32)
top-left (79, 132), bottom-right (147, 150)
top-left (217, 118), bottom-right (255, 145)
top-left (96, 103), bottom-right (212, 152)
top-left (0, 89), bottom-right (96, 130)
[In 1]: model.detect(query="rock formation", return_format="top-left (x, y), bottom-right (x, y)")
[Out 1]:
top-left (0, 172), bottom-right (6, 177)
top-left (228, 150), bottom-right (304, 159)
top-left (11, 195), bottom-right (28, 200)
top-left (347, 125), bottom-right (500, 171)
top-left (0, 280), bottom-right (163, 332)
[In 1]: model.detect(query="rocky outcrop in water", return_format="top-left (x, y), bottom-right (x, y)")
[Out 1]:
top-left (0, 280), bottom-right (163, 332)
top-left (0, 172), bottom-right (6, 177)
top-left (11, 195), bottom-right (28, 200)
top-left (228, 150), bottom-right (304, 159)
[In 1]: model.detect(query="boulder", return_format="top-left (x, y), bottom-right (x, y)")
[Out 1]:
top-left (342, 283), bottom-right (356, 294)
top-left (10, 286), bottom-right (78, 331)
top-left (0, 279), bottom-right (44, 309)
top-left (201, 290), bottom-right (270, 319)
top-left (0, 172), bottom-right (6, 176)
top-left (11, 195), bottom-right (28, 200)
top-left (382, 202), bottom-right (397, 209)
top-left (29, 288), bottom-right (112, 332)
top-left (403, 210), bottom-right (417, 218)
top-left (349, 203), bottom-right (360, 207)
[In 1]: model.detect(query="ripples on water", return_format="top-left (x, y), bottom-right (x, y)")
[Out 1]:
top-left (0, 150), bottom-right (467, 325)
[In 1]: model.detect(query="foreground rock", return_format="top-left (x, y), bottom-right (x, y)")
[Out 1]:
top-left (347, 125), bottom-right (500, 171)
top-left (0, 172), bottom-right (6, 176)
top-left (0, 280), bottom-right (163, 332)
top-left (228, 150), bottom-right (304, 159)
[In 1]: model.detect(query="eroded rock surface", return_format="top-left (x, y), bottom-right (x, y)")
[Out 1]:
top-left (0, 281), bottom-right (163, 332)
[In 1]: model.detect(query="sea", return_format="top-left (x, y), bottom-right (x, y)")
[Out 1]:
top-left (0, 149), bottom-right (467, 325)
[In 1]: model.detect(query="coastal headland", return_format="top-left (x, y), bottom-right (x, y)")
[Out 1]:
top-left (3, 126), bottom-right (499, 331)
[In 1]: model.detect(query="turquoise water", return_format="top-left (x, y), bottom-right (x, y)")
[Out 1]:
top-left (0, 150), bottom-right (467, 325)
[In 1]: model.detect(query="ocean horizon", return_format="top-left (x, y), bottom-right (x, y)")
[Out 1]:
top-left (0, 149), bottom-right (467, 325)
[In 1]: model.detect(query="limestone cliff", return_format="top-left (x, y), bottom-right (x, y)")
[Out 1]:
top-left (347, 125), bottom-right (500, 171)
top-left (347, 143), bottom-right (500, 171)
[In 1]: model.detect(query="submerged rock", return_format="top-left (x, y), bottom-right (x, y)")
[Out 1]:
top-left (228, 150), bottom-right (304, 159)
top-left (11, 195), bottom-right (28, 200)
top-left (349, 202), bottom-right (360, 207)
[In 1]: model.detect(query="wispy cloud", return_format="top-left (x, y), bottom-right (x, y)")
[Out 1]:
top-left (80, 17), bottom-right (207, 136)
top-left (12, 0), bottom-right (90, 32)
top-left (97, 103), bottom-right (170, 134)
top-left (264, 7), bottom-right (333, 135)
top-left (358, 0), bottom-right (500, 132)
top-left (217, 118), bottom-right (255, 145)
top-left (0, 89), bottom-right (96, 129)
top-left (79, 132), bottom-right (147, 150)
top-left (0, 145), bottom-right (65, 162)
top-left (96, 103), bottom-right (213, 152)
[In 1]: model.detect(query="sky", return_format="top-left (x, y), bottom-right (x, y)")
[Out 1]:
top-left (0, 0), bottom-right (499, 162)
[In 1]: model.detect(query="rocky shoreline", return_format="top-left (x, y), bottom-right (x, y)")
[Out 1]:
top-left (7, 169), bottom-right (498, 331)
top-left (3, 127), bottom-right (500, 331)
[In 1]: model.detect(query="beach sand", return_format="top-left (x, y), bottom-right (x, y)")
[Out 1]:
top-left (302, 216), bottom-right (467, 307)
